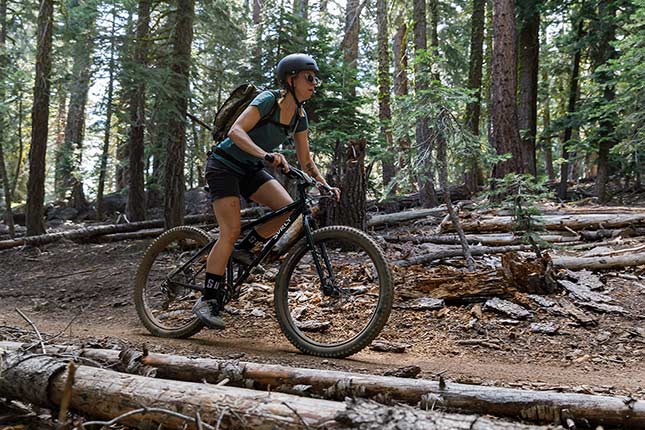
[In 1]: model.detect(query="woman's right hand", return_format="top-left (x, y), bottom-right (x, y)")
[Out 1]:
top-left (265, 152), bottom-right (290, 172)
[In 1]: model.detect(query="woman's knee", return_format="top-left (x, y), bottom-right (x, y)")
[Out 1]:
top-left (218, 224), bottom-right (241, 246)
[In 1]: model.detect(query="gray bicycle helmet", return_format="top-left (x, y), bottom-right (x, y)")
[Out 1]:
top-left (277, 53), bottom-right (320, 85)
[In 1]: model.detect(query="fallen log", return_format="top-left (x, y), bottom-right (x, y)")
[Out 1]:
top-left (393, 245), bottom-right (533, 267)
top-left (0, 208), bottom-right (263, 250)
top-left (396, 267), bottom-right (513, 300)
top-left (367, 207), bottom-right (446, 229)
top-left (2, 342), bottom-right (642, 428)
top-left (381, 233), bottom-right (580, 246)
top-left (338, 398), bottom-right (557, 430)
top-left (551, 252), bottom-right (645, 270)
top-left (441, 213), bottom-right (645, 233)
top-left (0, 351), bottom-right (342, 429)
top-left (0, 350), bottom-right (558, 430)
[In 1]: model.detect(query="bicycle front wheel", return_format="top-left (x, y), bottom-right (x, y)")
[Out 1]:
top-left (274, 226), bottom-right (393, 358)
top-left (134, 226), bottom-right (211, 338)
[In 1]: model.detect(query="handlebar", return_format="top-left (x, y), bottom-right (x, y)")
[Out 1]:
top-left (282, 166), bottom-right (334, 195)
top-left (264, 154), bottom-right (334, 195)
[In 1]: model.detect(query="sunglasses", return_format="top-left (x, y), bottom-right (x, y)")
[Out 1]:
top-left (303, 72), bottom-right (321, 85)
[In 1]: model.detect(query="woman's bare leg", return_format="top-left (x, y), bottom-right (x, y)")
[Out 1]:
top-left (249, 180), bottom-right (294, 238)
top-left (206, 196), bottom-right (241, 275)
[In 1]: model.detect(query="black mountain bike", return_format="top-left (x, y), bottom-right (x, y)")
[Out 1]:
top-left (134, 167), bottom-right (393, 358)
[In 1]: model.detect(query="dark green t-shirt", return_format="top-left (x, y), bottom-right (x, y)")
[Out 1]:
top-left (213, 90), bottom-right (308, 174)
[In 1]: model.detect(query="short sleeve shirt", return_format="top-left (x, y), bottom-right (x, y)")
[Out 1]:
top-left (213, 91), bottom-right (308, 174)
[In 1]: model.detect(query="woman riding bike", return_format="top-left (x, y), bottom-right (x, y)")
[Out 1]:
top-left (194, 53), bottom-right (341, 329)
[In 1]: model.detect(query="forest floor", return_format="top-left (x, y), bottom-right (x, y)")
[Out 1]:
top-left (1, 220), bottom-right (644, 401)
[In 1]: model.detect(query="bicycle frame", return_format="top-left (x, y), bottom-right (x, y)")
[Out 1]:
top-left (167, 179), bottom-right (330, 295)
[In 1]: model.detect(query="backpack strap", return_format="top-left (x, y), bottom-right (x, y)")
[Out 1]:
top-left (254, 90), bottom-right (281, 130)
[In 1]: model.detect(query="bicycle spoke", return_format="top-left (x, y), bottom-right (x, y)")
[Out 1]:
top-left (286, 239), bottom-right (382, 347)
top-left (135, 227), bottom-right (212, 337)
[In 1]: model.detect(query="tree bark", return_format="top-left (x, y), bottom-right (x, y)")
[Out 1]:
top-left (490, 0), bottom-right (523, 178)
top-left (392, 10), bottom-right (410, 194)
top-left (591, 0), bottom-right (618, 203)
top-left (377, 0), bottom-right (395, 193)
top-left (395, 244), bottom-right (533, 266)
top-left (368, 207), bottom-right (447, 228)
top-left (552, 252), bottom-right (645, 270)
top-left (0, 208), bottom-right (263, 250)
top-left (413, 0), bottom-right (437, 207)
top-left (381, 232), bottom-right (582, 246)
top-left (126, 0), bottom-right (151, 222)
top-left (541, 54), bottom-right (554, 180)
top-left (341, 0), bottom-right (361, 95)
top-left (516, 0), bottom-right (539, 176)
top-left (464, 0), bottom-right (485, 193)
top-left (325, 139), bottom-right (367, 230)
top-left (53, 81), bottom-right (67, 198)
top-left (558, 17), bottom-right (584, 201)
top-left (0, 0), bottom-right (13, 237)
top-left (12, 93), bottom-right (24, 199)
top-left (59, 1), bottom-right (96, 208)
top-left (2, 344), bottom-right (641, 429)
top-left (26, 0), bottom-right (54, 236)
top-left (0, 352), bottom-right (345, 430)
top-left (96, 6), bottom-right (118, 221)
top-left (163, 0), bottom-right (194, 229)
top-left (441, 213), bottom-right (645, 233)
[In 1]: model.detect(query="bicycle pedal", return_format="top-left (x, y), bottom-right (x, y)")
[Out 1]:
top-left (251, 264), bottom-right (266, 275)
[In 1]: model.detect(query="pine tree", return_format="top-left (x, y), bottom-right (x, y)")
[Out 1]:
top-left (26, 0), bottom-right (54, 236)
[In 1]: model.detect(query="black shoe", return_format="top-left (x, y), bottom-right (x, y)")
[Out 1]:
top-left (192, 298), bottom-right (225, 329)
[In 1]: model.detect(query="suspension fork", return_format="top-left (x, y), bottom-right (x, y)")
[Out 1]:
top-left (302, 214), bottom-right (336, 293)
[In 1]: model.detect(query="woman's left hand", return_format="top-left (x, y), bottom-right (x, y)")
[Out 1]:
top-left (329, 186), bottom-right (341, 202)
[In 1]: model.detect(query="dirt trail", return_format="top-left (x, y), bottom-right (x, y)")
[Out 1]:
top-left (1, 238), bottom-right (644, 397)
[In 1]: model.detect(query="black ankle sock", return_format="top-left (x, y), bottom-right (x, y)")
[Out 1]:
top-left (236, 229), bottom-right (267, 251)
top-left (204, 272), bottom-right (224, 300)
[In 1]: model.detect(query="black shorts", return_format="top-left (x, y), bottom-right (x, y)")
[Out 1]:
top-left (205, 157), bottom-right (274, 201)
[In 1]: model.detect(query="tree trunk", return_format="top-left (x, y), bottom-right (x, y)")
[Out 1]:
top-left (53, 81), bottom-right (67, 199)
top-left (325, 139), bottom-right (367, 230)
top-left (0, 0), bottom-right (13, 237)
top-left (96, 7), bottom-right (118, 221)
top-left (0, 209), bottom-right (263, 250)
top-left (377, 0), bottom-right (395, 194)
top-left (2, 345), bottom-right (641, 429)
top-left (12, 93), bottom-right (24, 198)
top-left (441, 213), bottom-right (645, 233)
top-left (126, 0), bottom-right (151, 222)
top-left (368, 206), bottom-right (446, 228)
top-left (558, 17), bottom-right (584, 201)
top-left (392, 10), bottom-right (410, 193)
top-left (541, 54), bottom-right (554, 180)
top-left (341, 0), bottom-right (361, 97)
top-left (516, 0), bottom-right (539, 176)
top-left (60, 2), bottom-right (96, 208)
top-left (490, 0), bottom-right (523, 178)
top-left (26, 0), bottom-right (54, 236)
top-left (163, 0), bottom-right (194, 229)
top-left (552, 252), bottom-right (645, 270)
top-left (464, 0), bottom-right (485, 193)
top-left (0, 353), bottom-right (346, 430)
top-left (591, 0), bottom-right (618, 203)
top-left (413, 0), bottom-right (437, 207)
top-left (381, 232), bottom-right (581, 246)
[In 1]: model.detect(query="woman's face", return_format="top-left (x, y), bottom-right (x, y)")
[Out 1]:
top-left (290, 70), bottom-right (319, 101)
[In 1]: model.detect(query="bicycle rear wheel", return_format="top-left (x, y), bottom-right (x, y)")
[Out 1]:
top-left (274, 226), bottom-right (393, 358)
top-left (134, 226), bottom-right (211, 338)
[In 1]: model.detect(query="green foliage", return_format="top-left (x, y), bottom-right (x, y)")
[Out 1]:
top-left (482, 173), bottom-right (554, 255)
